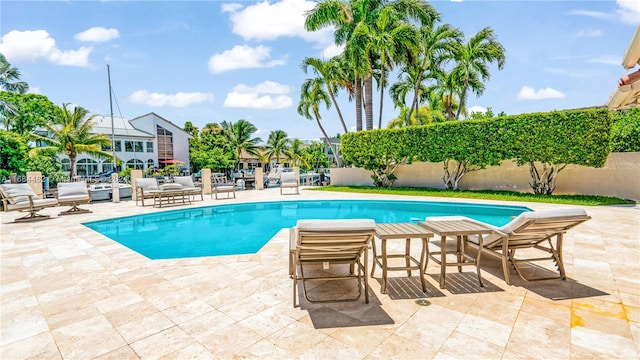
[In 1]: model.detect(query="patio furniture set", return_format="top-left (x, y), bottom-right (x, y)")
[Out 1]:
top-left (289, 208), bottom-right (591, 307)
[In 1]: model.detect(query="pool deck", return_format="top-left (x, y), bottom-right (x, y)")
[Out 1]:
top-left (1, 188), bottom-right (638, 359)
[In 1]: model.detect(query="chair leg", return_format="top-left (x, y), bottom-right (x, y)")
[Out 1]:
top-left (15, 209), bottom-right (50, 222)
top-left (59, 204), bottom-right (91, 215)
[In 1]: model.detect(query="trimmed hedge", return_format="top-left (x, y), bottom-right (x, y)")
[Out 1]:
top-left (341, 107), bottom-right (613, 191)
top-left (610, 108), bottom-right (640, 152)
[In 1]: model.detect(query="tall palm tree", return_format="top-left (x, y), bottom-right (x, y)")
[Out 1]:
top-left (264, 130), bottom-right (291, 165)
top-left (29, 103), bottom-right (111, 178)
top-left (305, 0), bottom-right (437, 131)
top-left (451, 27), bottom-right (506, 120)
top-left (220, 120), bottom-right (262, 169)
top-left (301, 57), bottom-right (350, 133)
top-left (297, 78), bottom-right (340, 165)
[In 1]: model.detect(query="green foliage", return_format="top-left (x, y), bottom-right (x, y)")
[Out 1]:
top-left (0, 129), bottom-right (28, 179)
top-left (610, 108), bottom-right (640, 152)
top-left (303, 141), bottom-right (330, 171)
top-left (0, 92), bottom-right (59, 135)
top-left (342, 128), bottom-right (409, 187)
top-left (341, 107), bottom-right (613, 194)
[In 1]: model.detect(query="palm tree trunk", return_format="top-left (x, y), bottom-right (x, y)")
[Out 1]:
top-left (314, 116), bottom-right (340, 167)
top-left (378, 59), bottom-right (386, 129)
top-left (328, 89), bottom-right (348, 133)
top-left (365, 74), bottom-right (374, 130)
top-left (355, 79), bottom-right (363, 131)
top-left (69, 154), bottom-right (77, 179)
top-left (455, 78), bottom-right (469, 120)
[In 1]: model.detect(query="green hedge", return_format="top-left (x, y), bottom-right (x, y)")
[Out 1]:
top-left (610, 108), bottom-right (640, 152)
top-left (341, 107), bottom-right (613, 190)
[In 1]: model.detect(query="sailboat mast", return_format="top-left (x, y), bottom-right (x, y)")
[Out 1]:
top-left (107, 64), bottom-right (116, 170)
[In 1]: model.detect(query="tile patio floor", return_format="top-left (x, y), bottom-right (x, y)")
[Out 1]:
top-left (1, 187), bottom-right (638, 359)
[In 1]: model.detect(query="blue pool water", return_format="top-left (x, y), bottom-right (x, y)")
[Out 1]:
top-left (83, 200), bottom-right (530, 260)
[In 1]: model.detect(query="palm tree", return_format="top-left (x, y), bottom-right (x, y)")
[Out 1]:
top-left (297, 78), bottom-right (340, 165)
top-left (0, 53), bottom-right (29, 129)
top-left (286, 138), bottom-right (308, 169)
top-left (264, 130), bottom-right (291, 165)
top-left (29, 103), bottom-right (111, 178)
top-left (301, 57), bottom-right (350, 133)
top-left (220, 120), bottom-right (262, 170)
top-left (451, 27), bottom-right (506, 120)
top-left (305, 0), bottom-right (437, 131)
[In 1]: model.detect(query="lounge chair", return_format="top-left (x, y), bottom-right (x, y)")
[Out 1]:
top-left (280, 171), bottom-right (299, 195)
top-left (212, 174), bottom-right (235, 200)
top-left (173, 176), bottom-right (203, 201)
top-left (428, 208), bottom-right (591, 285)
top-left (135, 178), bottom-right (160, 206)
top-left (0, 183), bottom-right (59, 222)
top-left (289, 219), bottom-right (376, 307)
top-left (56, 181), bottom-right (92, 215)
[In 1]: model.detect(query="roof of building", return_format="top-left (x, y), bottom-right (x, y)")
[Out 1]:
top-left (92, 115), bottom-right (155, 139)
top-left (130, 112), bottom-right (193, 138)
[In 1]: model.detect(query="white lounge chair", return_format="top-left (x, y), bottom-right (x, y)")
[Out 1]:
top-left (173, 176), bottom-right (203, 201)
top-left (211, 174), bottom-right (235, 200)
top-left (0, 183), bottom-right (58, 222)
top-left (56, 181), bottom-right (92, 215)
top-left (289, 219), bottom-right (376, 307)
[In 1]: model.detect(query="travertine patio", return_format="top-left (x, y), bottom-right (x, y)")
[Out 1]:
top-left (1, 188), bottom-right (638, 359)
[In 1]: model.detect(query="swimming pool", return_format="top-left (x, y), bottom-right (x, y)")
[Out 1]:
top-left (83, 200), bottom-right (530, 260)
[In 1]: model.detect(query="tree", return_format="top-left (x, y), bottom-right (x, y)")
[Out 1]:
top-left (0, 92), bottom-right (59, 134)
top-left (29, 103), bottom-right (112, 178)
top-left (301, 57), bottom-right (350, 133)
top-left (0, 129), bottom-right (29, 179)
top-left (451, 27), bottom-right (506, 120)
top-left (220, 119), bottom-right (262, 170)
top-left (287, 138), bottom-right (309, 169)
top-left (0, 54), bottom-right (29, 125)
top-left (298, 78), bottom-right (340, 165)
top-left (264, 130), bottom-right (291, 165)
top-left (182, 121), bottom-right (199, 137)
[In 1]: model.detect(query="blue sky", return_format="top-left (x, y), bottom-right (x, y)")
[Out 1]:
top-left (1, 0), bottom-right (639, 141)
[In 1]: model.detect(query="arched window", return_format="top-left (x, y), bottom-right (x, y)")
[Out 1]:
top-left (101, 162), bottom-right (115, 173)
top-left (146, 159), bottom-right (155, 170)
top-left (76, 158), bottom-right (98, 176)
top-left (126, 159), bottom-right (144, 170)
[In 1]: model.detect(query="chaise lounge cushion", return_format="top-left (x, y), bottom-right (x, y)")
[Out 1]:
top-left (135, 178), bottom-right (159, 191)
top-left (57, 182), bottom-right (90, 203)
top-left (0, 184), bottom-right (58, 211)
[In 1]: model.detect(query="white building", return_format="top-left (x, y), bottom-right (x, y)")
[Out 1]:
top-left (57, 112), bottom-right (192, 177)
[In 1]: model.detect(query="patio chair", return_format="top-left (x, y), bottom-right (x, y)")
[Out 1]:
top-left (0, 183), bottom-right (59, 222)
top-left (173, 176), bottom-right (203, 201)
top-left (431, 208), bottom-right (591, 285)
top-left (289, 219), bottom-right (376, 307)
top-left (56, 181), bottom-right (92, 215)
top-left (134, 178), bottom-right (160, 206)
top-left (212, 174), bottom-right (235, 200)
top-left (280, 171), bottom-right (299, 195)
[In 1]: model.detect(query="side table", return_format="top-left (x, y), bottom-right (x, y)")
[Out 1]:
top-left (373, 223), bottom-right (433, 294)
top-left (418, 219), bottom-right (494, 289)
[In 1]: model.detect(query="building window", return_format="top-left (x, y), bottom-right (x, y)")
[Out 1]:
top-left (101, 162), bottom-right (115, 173)
top-left (126, 159), bottom-right (144, 170)
top-left (125, 141), bottom-right (143, 152)
top-left (114, 140), bottom-right (121, 152)
top-left (101, 143), bottom-right (111, 151)
top-left (146, 159), bottom-right (155, 170)
top-left (61, 159), bottom-right (71, 172)
top-left (156, 125), bottom-right (174, 161)
top-left (146, 142), bottom-right (154, 153)
top-left (76, 158), bottom-right (99, 177)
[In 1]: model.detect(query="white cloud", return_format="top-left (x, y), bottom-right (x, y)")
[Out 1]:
top-left (587, 55), bottom-right (622, 66)
top-left (128, 90), bottom-right (214, 107)
top-left (75, 27), bottom-right (120, 42)
top-left (208, 44), bottom-right (286, 73)
top-left (517, 86), bottom-right (566, 100)
top-left (575, 28), bottom-right (602, 38)
top-left (468, 106), bottom-right (487, 115)
top-left (0, 30), bottom-right (91, 66)
top-left (225, 0), bottom-right (335, 56)
top-left (450, 0), bottom-right (464, 2)
top-left (568, 10), bottom-right (612, 21)
top-left (223, 81), bottom-right (293, 109)
top-left (616, 0), bottom-right (640, 24)
top-left (322, 44), bottom-right (344, 59)
top-left (221, 3), bottom-right (243, 13)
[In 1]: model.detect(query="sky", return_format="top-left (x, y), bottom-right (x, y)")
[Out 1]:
top-left (1, 0), bottom-right (639, 142)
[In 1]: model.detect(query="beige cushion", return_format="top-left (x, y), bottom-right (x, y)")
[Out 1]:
top-left (500, 208), bottom-right (588, 234)
top-left (160, 183), bottom-right (183, 190)
top-left (57, 182), bottom-right (89, 198)
top-left (5, 198), bottom-right (58, 211)
top-left (173, 176), bottom-right (196, 188)
top-left (0, 184), bottom-right (37, 204)
top-left (280, 172), bottom-right (297, 183)
top-left (296, 219), bottom-right (375, 231)
top-left (135, 178), bottom-right (159, 191)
